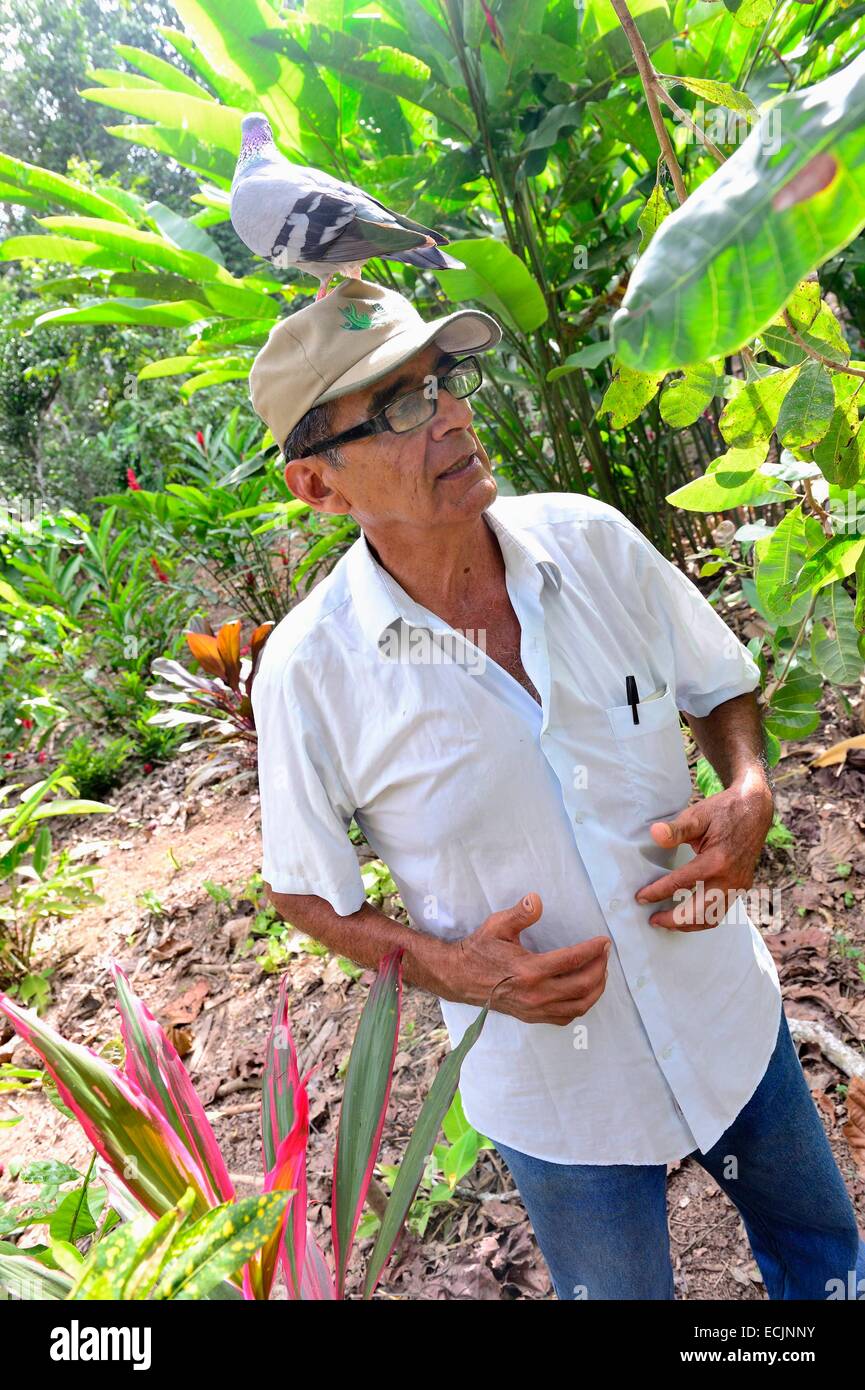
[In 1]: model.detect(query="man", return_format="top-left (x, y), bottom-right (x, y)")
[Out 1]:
top-left (249, 278), bottom-right (865, 1300)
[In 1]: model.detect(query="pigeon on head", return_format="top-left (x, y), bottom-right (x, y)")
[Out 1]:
top-left (230, 112), bottom-right (464, 299)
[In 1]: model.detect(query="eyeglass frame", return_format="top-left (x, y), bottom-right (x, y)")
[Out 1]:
top-left (289, 354), bottom-right (484, 460)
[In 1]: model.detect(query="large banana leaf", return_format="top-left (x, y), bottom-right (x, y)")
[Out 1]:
top-left (0, 152), bottom-right (136, 224)
top-left (437, 237), bottom-right (548, 333)
top-left (612, 50), bottom-right (865, 371)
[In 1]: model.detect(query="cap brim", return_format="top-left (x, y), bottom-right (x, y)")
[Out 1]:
top-left (316, 307), bottom-right (502, 405)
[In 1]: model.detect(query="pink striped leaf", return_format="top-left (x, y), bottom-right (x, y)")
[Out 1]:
top-left (301, 1226), bottom-right (336, 1300)
top-left (260, 974), bottom-right (311, 1299)
top-left (111, 964), bottom-right (234, 1206)
top-left (331, 949), bottom-right (402, 1298)
top-left (0, 992), bottom-right (212, 1220)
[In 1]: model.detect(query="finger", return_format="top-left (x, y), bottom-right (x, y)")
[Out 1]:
top-left (648, 883), bottom-right (734, 930)
top-left (648, 907), bottom-right (718, 932)
top-left (484, 892), bottom-right (544, 941)
top-left (649, 800), bottom-right (713, 852)
top-left (549, 975), bottom-right (608, 1022)
top-left (533, 952), bottom-right (610, 1003)
top-left (635, 851), bottom-right (723, 905)
top-left (532, 935), bottom-right (611, 976)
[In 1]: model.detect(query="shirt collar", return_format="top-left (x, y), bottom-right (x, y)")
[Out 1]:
top-left (346, 498), bottom-right (563, 650)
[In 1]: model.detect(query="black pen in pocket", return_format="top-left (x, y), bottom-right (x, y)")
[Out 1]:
top-left (625, 674), bottom-right (640, 725)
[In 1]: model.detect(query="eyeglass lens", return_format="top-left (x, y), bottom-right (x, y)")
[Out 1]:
top-left (385, 359), bottom-right (482, 435)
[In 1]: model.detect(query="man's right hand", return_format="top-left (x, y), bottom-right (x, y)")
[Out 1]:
top-left (439, 892), bottom-right (611, 1026)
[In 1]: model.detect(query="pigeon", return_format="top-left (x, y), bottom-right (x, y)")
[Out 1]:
top-left (230, 112), bottom-right (464, 299)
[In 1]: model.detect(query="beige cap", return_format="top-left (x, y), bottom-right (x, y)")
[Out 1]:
top-left (248, 278), bottom-right (502, 449)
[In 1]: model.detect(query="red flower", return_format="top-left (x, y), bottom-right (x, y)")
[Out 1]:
top-left (196, 430), bottom-right (206, 449)
top-left (37, 750), bottom-right (47, 764)
top-left (126, 467), bottom-right (141, 491)
top-left (150, 557), bottom-right (169, 583)
top-left (4, 752), bottom-right (13, 761)
top-left (240, 643), bottom-right (251, 656)
top-left (21, 717), bottom-right (33, 730)
top-left (143, 763), bottom-right (154, 774)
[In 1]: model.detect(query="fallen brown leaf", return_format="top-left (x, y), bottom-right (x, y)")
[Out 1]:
top-left (843, 1075), bottom-right (865, 1179)
top-left (811, 735), bottom-right (865, 769)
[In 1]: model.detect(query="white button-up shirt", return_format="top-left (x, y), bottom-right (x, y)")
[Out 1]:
top-left (252, 492), bottom-right (782, 1164)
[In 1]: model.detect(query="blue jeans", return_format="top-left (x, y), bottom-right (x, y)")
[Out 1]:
top-left (492, 1010), bottom-right (865, 1299)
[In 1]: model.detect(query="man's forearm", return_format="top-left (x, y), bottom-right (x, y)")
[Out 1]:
top-left (265, 886), bottom-right (453, 995)
top-left (682, 690), bottom-right (772, 792)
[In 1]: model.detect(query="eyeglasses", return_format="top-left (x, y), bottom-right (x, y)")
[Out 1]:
top-left (292, 355), bottom-right (484, 459)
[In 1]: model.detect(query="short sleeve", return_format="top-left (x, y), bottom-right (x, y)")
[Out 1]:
top-left (629, 527), bottom-right (761, 718)
top-left (251, 657), bottom-right (366, 915)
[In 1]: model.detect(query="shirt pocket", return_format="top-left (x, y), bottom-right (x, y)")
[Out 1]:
top-left (605, 683), bottom-right (693, 822)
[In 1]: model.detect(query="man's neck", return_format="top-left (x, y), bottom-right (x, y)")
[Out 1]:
top-left (362, 509), bottom-right (505, 620)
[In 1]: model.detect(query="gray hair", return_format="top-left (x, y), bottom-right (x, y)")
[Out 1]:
top-left (283, 400), bottom-right (345, 468)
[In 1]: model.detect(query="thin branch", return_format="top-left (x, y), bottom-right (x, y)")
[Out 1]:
top-left (609, 0), bottom-right (687, 204)
top-left (782, 310), bottom-right (865, 381)
top-left (654, 83), bottom-right (726, 165)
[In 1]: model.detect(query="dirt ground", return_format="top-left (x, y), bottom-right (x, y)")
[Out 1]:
top-left (2, 688), bottom-right (865, 1300)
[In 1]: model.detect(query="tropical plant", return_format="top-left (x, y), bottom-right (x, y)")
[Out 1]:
top-left (146, 615), bottom-right (274, 793)
top-left (0, 768), bottom-right (113, 994)
top-left (2, 0), bottom-right (865, 753)
top-left (0, 951), bottom-right (487, 1299)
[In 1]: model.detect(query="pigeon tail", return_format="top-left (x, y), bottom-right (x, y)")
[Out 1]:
top-left (392, 244), bottom-right (465, 271)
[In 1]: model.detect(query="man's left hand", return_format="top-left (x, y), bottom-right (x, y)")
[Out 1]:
top-left (634, 770), bottom-right (775, 931)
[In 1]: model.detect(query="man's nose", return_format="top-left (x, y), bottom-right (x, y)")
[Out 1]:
top-left (430, 382), bottom-right (473, 437)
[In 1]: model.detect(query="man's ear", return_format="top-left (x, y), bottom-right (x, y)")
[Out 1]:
top-left (283, 457), bottom-right (351, 515)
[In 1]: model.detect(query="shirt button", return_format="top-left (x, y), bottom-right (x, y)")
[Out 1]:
top-left (636, 974), bottom-right (647, 990)
top-left (661, 1045), bottom-right (674, 1060)
top-left (574, 813), bottom-right (584, 825)
top-left (607, 898), bottom-right (621, 911)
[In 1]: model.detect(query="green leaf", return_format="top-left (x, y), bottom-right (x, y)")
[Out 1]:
top-left (80, 86), bottom-right (243, 157)
top-left (155, 1191), bottom-right (290, 1300)
top-left (0, 152), bottom-right (136, 223)
top-left (362, 1006), bottom-right (487, 1299)
top-left (726, 0), bottom-right (776, 29)
top-left (35, 216), bottom-right (236, 285)
top-left (663, 76), bottom-right (755, 113)
top-left (637, 179), bottom-right (673, 253)
top-left (437, 238), bottom-right (548, 333)
top-left (612, 52), bottom-right (865, 370)
top-left (145, 201), bottom-right (225, 267)
top-left (34, 300), bottom-right (208, 329)
top-left (776, 362), bottom-right (836, 451)
top-left (784, 533), bottom-right (865, 605)
top-left (719, 367), bottom-right (801, 447)
top-left (112, 44), bottom-right (217, 101)
top-left (0, 235), bottom-right (134, 270)
top-left (666, 446), bottom-right (795, 511)
top-left (810, 585), bottom-right (865, 685)
top-left (0, 1252), bottom-right (72, 1300)
top-left (600, 364), bottom-right (665, 428)
top-left (104, 123), bottom-right (235, 186)
top-left (765, 667), bottom-right (823, 740)
top-left (332, 950), bottom-right (401, 1298)
top-left (582, 0), bottom-right (674, 88)
top-left (659, 361), bottom-right (719, 427)
top-left (547, 340), bottom-right (614, 379)
top-left (813, 411), bottom-right (865, 488)
top-left (755, 503), bottom-right (825, 624)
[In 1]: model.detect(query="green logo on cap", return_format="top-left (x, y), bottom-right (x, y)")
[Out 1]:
top-left (339, 302), bottom-right (384, 331)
